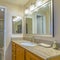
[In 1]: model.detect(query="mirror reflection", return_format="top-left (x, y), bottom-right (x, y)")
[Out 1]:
top-left (25, 0), bottom-right (53, 36)
top-left (12, 16), bottom-right (22, 34)
top-left (26, 17), bottom-right (32, 34)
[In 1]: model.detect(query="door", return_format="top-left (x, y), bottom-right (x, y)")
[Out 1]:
top-left (26, 51), bottom-right (44, 60)
top-left (16, 44), bottom-right (24, 60)
top-left (12, 42), bottom-right (16, 60)
top-left (0, 8), bottom-right (5, 48)
top-left (37, 15), bottom-right (46, 35)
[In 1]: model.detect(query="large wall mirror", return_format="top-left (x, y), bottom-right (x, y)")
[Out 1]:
top-left (12, 16), bottom-right (22, 34)
top-left (25, 0), bottom-right (54, 37)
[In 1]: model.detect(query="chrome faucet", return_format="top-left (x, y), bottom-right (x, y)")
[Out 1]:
top-left (31, 36), bottom-right (35, 43)
top-left (52, 40), bottom-right (57, 49)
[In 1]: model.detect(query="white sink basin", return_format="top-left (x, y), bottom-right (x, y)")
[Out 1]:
top-left (20, 42), bottom-right (37, 46)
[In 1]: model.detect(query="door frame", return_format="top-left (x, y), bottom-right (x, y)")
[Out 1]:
top-left (0, 6), bottom-right (7, 60)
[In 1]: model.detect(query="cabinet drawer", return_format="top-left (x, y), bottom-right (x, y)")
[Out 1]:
top-left (16, 44), bottom-right (25, 60)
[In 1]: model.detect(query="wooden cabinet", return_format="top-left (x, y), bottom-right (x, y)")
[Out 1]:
top-left (12, 42), bottom-right (16, 60)
top-left (12, 42), bottom-right (25, 60)
top-left (48, 55), bottom-right (60, 60)
top-left (15, 44), bottom-right (25, 60)
top-left (12, 41), bottom-right (44, 60)
top-left (26, 50), bottom-right (44, 60)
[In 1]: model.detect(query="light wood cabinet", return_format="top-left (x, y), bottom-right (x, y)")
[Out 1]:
top-left (48, 55), bottom-right (60, 60)
top-left (26, 50), bottom-right (44, 60)
top-left (15, 44), bottom-right (25, 60)
top-left (12, 41), bottom-right (44, 60)
top-left (12, 42), bottom-right (16, 60)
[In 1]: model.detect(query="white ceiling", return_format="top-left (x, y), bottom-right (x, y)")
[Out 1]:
top-left (1, 0), bottom-right (29, 6)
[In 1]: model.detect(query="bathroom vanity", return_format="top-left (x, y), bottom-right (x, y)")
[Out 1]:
top-left (12, 41), bottom-right (44, 60)
top-left (12, 40), bottom-right (60, 60)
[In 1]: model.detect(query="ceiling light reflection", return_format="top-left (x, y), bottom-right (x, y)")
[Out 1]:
top-left (30, 4), bottom-right (35, 11)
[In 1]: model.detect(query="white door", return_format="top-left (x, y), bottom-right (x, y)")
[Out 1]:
top-left (37, 15), bottom-right (46, 35)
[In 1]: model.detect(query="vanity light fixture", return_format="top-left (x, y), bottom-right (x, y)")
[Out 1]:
top-left (25, 8), bottom-right (33, 15)
top-left (29, 4), bottom-right (35, 11)
top-left (41, 1), bottom-right (51, 8)
top-left (24, 0), bottom-right (48, 15)
top-left (36, 0), bottom-right (43, 7)
top-left (25, 8), bottom-right (29, 15)
top-left (34, 8), bottom-right (39, 12)
top-left (25, 4), bottom-right (35, 15)
top-left (13, 16), bottom-right (22, 22)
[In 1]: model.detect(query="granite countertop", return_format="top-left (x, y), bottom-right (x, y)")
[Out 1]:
top-left (12, 40), bottom-right (60, 60)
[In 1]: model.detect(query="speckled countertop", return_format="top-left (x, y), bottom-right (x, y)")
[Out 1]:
top-left (12, 40), bottom-right (60, 60)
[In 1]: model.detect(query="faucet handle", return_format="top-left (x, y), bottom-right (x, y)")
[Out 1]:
top-left (31, 35), bottom-right (35, 43)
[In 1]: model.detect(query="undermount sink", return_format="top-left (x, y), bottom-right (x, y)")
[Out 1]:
top-left (20, 42), bottom-right (37, 46)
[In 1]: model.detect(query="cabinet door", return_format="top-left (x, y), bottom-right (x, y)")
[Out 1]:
top-left (16, 44), bottom-right (24, 60)
top-left (12, 54), bottom-right (16, 60)
top-left (12, 42), bottom-right (16, 60)
top-left (26, 51), bottom-right (44, 60)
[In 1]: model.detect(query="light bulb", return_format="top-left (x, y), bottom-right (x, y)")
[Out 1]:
top-left (25, 9), bottom-right (29, 14)
top-left (13, 16), bottom-right (22, 22)
top-left (36, 0), bottom-right (42, 7)
top-left (30, 4), bottom-right (35, 11)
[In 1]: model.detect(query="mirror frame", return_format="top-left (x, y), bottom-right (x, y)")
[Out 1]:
top-left (52, 0), bottom-right (54, 37)
top-left (12, 16), bottom-right (23, 35)
top-left (25, 0), bottom-right (54, 37)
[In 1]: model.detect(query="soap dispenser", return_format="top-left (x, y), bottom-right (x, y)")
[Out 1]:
top-left (52, 40), bottom-right (57, 49)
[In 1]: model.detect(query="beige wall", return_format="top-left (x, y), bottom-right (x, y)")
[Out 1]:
top-left (54, 0), bottom-right (60, 43)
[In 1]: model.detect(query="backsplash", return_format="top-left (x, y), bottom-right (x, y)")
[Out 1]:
top-left (23, 34), bottom-right (54, 44)
top-left (23, 34), bottom-right (60, 49)
top-left (11, 37), bottom-right (23, 41)
top-left (11, 34), bottom-right (60, 49)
